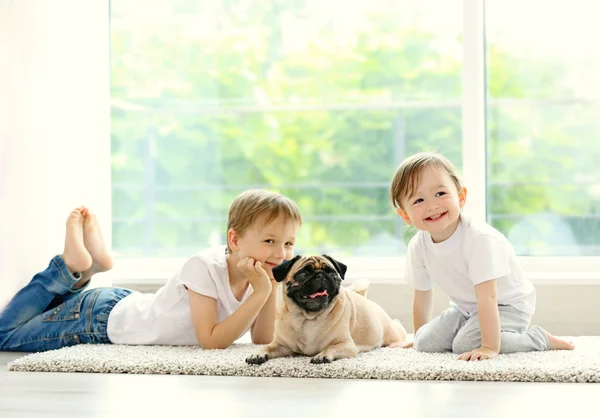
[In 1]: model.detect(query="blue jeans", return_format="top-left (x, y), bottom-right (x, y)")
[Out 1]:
top-left (0, 255), bottom-right (131, 352)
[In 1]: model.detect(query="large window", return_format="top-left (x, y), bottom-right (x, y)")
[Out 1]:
top-left (110, 0), bottom-right (599, 283)
top-left (110, 0), bottom-right (463, 258)
top-left (486, 0), bottom-right (600, 256)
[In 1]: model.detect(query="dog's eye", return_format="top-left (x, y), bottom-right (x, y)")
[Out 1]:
top-left (323, 266), bottom-right (336, 275)
top-left (297, 268), bottom-right (314, 280)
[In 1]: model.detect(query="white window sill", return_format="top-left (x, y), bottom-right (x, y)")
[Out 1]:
top-left (104, 256), bottom-right (600, 288)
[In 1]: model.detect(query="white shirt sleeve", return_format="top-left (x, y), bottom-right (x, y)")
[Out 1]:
top-left (467, 234), bottom-right (510, 286)
top-left (175, 256), bottom-right (219, 300)
top-left (405, 235), bottom-right (433, 291)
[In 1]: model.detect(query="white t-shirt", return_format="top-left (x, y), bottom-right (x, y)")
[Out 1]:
top-left (404, 213), bottom-right (536, 317)
top-left (107, 245), bottom-right (253, 345)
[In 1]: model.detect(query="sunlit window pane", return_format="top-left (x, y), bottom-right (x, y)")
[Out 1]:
top-left (486, 0), bottom-right (600, 256)
top-left (111, 0), bottom-right (462, 257)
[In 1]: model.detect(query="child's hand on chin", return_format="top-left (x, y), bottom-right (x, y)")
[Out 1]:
top-left (457, 347), bottom-right (498, 361)
top-left (238, 257), bottom-right (272, 295)
top-left (264, 265), bottom-right (279, 286)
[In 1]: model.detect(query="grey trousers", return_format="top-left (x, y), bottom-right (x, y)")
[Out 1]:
top-left (413, 304), bottom-right (550, 354)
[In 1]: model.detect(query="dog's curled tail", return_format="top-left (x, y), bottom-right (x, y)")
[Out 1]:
top-left (347, 279), bottom-right (369, 298)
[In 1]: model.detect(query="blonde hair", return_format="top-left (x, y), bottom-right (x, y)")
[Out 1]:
top-left (226, 189), bottom-right (302, 251)
top-left (390, 152), bottom-right (463, 211)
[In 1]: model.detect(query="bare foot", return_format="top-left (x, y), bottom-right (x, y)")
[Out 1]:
top-left (72, 208), bottom-right (113, 290)
top-left (82, 208), bottom-right (113, 273)
top-left (545, 331), bottom-right (575, 350)
top-left (62, 207), bottom-right (93, 274)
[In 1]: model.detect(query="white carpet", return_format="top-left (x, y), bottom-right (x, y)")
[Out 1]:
top-left (8, 337), bottom-right (600, 382)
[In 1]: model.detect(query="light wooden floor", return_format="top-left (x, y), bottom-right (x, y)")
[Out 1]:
top-left (0, 352), bottom-right (595, 418)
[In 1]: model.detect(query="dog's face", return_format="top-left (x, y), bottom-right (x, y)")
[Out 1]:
top-left (272, 255), bottom-right (347, 313)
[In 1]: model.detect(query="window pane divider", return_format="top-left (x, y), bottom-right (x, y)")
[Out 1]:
top-left (461, 0), bottom-right (487, 222)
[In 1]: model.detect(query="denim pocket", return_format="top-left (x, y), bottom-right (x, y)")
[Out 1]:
top-left (41, 294), bottom-right (84, 322)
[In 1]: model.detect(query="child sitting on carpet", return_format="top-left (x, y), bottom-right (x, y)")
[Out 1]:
top-left (388, 152), bottom-right (574, 361)
top-left (0, 189), bottom-right (302, 352)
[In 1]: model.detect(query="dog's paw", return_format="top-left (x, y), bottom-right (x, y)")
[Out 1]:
top-left (310, 355), bottom-right (333, 364)
top-left (246, 353), bottom-right (269, 365)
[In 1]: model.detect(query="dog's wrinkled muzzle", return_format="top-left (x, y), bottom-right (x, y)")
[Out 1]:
top-left (289, 272), bottom-right (339, 312)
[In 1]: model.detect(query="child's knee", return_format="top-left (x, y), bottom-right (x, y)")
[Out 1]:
top-left (414, 337), bottom-right (441, 352)
top-left (452, 334), bottom-right (480, 354)
top-left (413, 329), bottom-right (447, 353)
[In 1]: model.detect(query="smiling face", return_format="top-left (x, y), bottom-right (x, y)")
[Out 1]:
top-left (398, 166), bottom-right (467, 243)
top-left (228, 214), bottom-right (299, 274)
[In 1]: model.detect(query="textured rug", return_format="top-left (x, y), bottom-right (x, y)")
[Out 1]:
top-left (8, 337), bottom-right (600, 382)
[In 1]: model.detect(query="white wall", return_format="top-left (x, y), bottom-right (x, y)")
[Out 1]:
top-left (0, 0), bottom-right (111, 309)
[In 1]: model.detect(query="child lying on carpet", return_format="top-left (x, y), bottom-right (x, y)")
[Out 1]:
top-left (0, 189), bottom-right (302, 352)
top-left (389, 152), bottom-right (575, 361)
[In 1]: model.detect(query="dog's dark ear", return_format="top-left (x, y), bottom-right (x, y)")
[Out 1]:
top-left (272, 255), bottom-right (301, 282)
top-left (322, 255), bottom-right (347, 280)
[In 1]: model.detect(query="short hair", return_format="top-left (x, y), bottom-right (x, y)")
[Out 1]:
top-left (226, 189), bottom-right (302, 251)
top-left (390, 152), bottom-right (463, 211)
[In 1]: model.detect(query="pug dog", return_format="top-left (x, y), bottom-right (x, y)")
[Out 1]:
top-left (246, 255), bottom-right (407, 365)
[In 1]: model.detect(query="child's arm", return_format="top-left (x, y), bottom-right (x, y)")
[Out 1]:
top-left (250, 281), bottom-right (280, 344)
top-left (189, 260), bottom-right (273, 349)
top-left (413, 289), bottom-right (434, 334)
top-left (392, 288), bottom-right (433, 348)
top-left (189, 289), bottom-right (271, 349)
top-left (457, 279), bottom-right (500, 361)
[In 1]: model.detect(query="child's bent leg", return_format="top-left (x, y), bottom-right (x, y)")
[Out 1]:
top-left (0, 207), bottom-right (96, 333)
top-left (0, 256), bottom-right (82, 333)
top-left (452, 305), bottom-right (564, 354)
top-left (497, 306), bottom-right (574, 352)
top-left (413, 306), bottom-right (467, 353)
top-left (0, 287), bottom-right (131, 352)
top-left (497, 305), bottom-right (548, 353)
